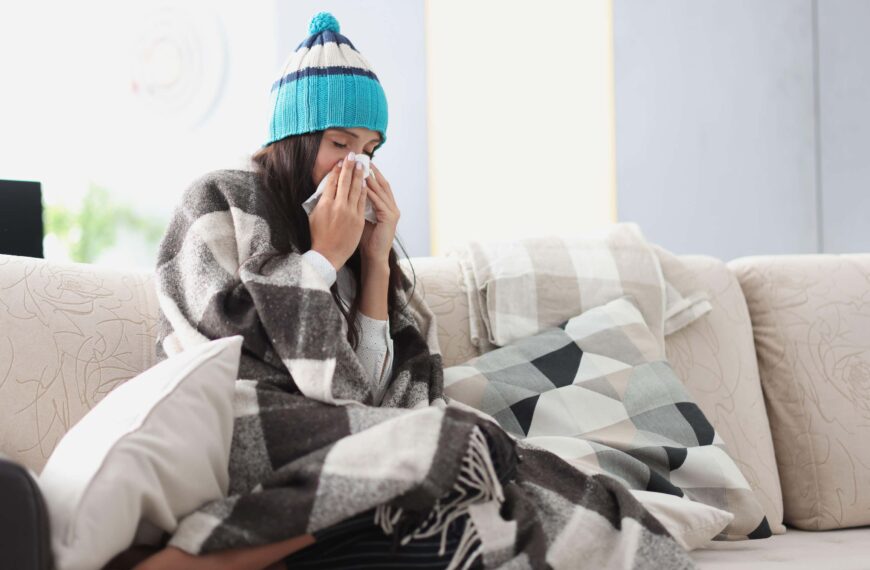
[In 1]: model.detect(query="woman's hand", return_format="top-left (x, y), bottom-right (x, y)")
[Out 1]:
top-left (130, 546), bottom-right (220, 570)
top-left (129, 533), bottom-right (316, 570)
top-left (359, 163), bottom-right (400, 263)
top-left (309, 153), bottom-right (368, 270)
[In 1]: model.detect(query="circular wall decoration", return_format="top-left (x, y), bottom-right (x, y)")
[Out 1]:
top-left (128, 1), bottom-right (228, 129)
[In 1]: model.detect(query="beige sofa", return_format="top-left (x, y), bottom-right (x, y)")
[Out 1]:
top-left (1, 249), bottom-right (869, 568)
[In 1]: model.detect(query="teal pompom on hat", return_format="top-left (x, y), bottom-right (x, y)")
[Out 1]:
top-left (265, 11), bottom-right (388, 151)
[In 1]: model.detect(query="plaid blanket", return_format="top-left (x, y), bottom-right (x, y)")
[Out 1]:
top-left (444, 223), bottom-right (713, 356)
top-left (153, 169), bottom-right (696, 569)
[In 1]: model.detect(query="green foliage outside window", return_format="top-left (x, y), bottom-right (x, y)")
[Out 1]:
top-left (43, 183), bottom-right (165, 263)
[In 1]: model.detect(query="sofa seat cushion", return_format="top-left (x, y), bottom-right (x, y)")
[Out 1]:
top-left (691, 526), bottom-right (870, 569)
top-left (729, 254), bottom-right (870, 530)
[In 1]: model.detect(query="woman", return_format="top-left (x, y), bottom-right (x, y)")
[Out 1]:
top-left (131, 10), bottom-right (485, 570)
top-left (250, 126), bottom-right (404, 403)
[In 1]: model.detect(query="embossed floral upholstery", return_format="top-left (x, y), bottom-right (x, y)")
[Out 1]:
top-left (0, 256), bottom-right (159, 475)
top-left (729, 254), bottom-right (870, 531)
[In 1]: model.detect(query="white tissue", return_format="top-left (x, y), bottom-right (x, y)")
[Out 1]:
top-left (302, 154), bottom-right (378, 224)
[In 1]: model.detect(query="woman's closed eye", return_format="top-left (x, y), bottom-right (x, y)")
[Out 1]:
top-left (333, 141), bottom-right (374, 159)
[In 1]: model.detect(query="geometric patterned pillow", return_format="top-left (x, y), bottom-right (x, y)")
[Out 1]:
top-left (443, 295), bottom-right (772, 540)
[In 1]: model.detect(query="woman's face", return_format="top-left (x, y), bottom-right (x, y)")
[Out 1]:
top-left (312, 127), bottom-right (382, 187)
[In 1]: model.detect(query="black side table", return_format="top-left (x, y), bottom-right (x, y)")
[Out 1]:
top-left (0, 179), bottom-right (44, 258)
top-left (0, 453), bottom-right (54, 570)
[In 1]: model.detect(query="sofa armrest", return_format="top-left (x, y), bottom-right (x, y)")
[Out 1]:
top-left (728, 253), bottom-right (870, 530)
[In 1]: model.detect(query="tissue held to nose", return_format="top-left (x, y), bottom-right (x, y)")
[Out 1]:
top-left (302, 154), bottom-right (378, 223)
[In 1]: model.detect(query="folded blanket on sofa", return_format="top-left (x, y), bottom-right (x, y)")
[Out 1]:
top-left (153, 169), bottom-right (696, 569)
top-left (445, 223), bottom-right (713, 356)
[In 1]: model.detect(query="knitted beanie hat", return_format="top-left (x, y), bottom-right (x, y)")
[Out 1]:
top-left (265, 11), bottom-right (388, 151)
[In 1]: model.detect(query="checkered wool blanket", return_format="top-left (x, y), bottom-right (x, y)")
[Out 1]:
top-left (445, 223), bottom-right (713, 357)
top-left (153, 169), bottom-right (696, 569)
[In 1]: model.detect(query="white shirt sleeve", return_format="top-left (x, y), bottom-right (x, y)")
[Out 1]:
top-left (355, 311), bottom-right (394, 404)
top-left (303, 251), bottom-right (393, 402)
top-left (301, 249), bottom-right (337, 287)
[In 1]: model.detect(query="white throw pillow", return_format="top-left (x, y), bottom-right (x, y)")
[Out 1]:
top-left (38, 335), bottom-right (242, 570)
top-left (630, 490), bottom-right (734, 551)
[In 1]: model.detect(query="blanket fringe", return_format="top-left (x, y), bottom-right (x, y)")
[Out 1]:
top-left (374, 425), bottom-right (502, 570)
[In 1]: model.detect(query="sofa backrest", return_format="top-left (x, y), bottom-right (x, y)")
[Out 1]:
top-left (0, 255), bottom-right (160, 476)
top-left (729, 254), bottom-right (870, 531)
top-left (661, 255), bottom-right (784, 533)
top-left (0, 252), bottom-right (782, 534)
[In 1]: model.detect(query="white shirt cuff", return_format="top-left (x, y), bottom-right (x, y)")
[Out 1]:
top-left (353, 312), bottom-right (394, 404)
top-left (357, 311), bottom-right (392, 350)
top-left (302, 249), bottom-right (337, 287)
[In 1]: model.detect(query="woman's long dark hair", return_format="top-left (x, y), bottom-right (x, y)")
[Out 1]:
top-left (250, 131), bottom-right (416, 350)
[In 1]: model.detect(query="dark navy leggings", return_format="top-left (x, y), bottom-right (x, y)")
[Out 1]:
top-left (282, 508), bottom-right (484, 569)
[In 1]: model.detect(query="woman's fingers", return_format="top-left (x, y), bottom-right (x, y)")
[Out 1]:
top-left (367, 178), bottom-right (401, 219)
top-left (367, 184), bottom-right (394, 216)
top-left (322, 161), bottom-right (342, 201)
top-left (365, 166), bottom-right (384, 197)
top-left (365, 184), bottom-right (384, 210)
top-left (367, 164), bottom-right (396, 209)
top-left (336, 153), bottom-right (356, 203)
top-left (368, 163), bottom-right (381, 188)
top-left (358, 174), bottom-right (368, 213)
top-left (370, 164), bottom-right (395, 200)
top-left (349, 160), bottom-right (365, 211)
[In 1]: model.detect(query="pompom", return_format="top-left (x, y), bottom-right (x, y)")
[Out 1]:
top-left (308, 11), bottom-right (340, 35)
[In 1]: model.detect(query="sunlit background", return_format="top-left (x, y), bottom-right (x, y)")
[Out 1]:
top-left (1, 0), bottom-right (868, 270)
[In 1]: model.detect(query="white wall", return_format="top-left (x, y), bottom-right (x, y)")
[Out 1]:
top-left (426, 0), bottom-right (617, 256)
top-left (614, 0), bottom-right (870, 260)
top-left (613, 0), bottom-right (819, 261)
top-left (817, 0), bottom-right (870, 253)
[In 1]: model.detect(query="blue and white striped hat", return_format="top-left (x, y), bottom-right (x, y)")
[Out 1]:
top-left (265, 11), bottom-right (388, 151)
